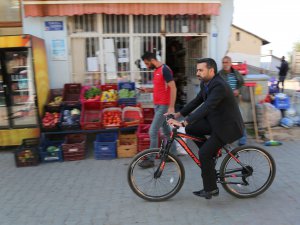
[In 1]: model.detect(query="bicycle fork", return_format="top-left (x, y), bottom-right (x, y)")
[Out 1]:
top-left (154, 138), bottom-right (173, 179)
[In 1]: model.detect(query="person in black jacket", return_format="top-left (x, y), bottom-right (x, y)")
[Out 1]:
top-left (168, 58), bottom-right (244, 199)
top-left (277, 56), bottom-right (289, 92)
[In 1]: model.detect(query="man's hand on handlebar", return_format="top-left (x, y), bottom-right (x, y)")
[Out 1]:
top-left (164, 112), bottom-right (181, 119)
top-left (167, 118), bottom-right (184, 127)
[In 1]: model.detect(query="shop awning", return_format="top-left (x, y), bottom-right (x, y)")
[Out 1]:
top-left (23, 0), bottom-right (220, 17)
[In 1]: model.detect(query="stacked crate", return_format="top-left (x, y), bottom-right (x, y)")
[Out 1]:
top-left (62, 134), bottom-right (87, 161)
top-left (94, 132), bottom-right (118, 159)
top-left (142, 108), bottom-right (154, 124)
top-left (118, 82), bottom-right (137, 106)
top-left (15, 138), bottom-right (39, 167)
top-left (137, 124), bottom-right (151, 152)
top-left (80, 101), bottom-right (102, 130)
top-left (62, 83), bottom-right (81, 106)
top-left (100, 84), bottom-right (118, 108)
top-left (117, 133), bottom-right (137, 158)
top-left (39, 135), bottom-right (64, 163)
top-left (122, 106), bottom-right (143, 127)
top-left (137, 124), bottom-right (162, 152)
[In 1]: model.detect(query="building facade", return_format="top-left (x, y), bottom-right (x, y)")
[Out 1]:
top-left (0, 0), bottom-right (22, 35)
top-left (227, 24), bottom-right (269, 68)
top-left (22, 0), bottom-right (234, 102)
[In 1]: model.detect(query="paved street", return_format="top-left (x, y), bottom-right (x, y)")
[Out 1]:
top-left (0, 140), bottom-right (300, 225)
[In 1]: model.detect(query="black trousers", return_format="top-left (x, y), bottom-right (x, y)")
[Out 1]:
top-left (185, 118), bottom-right (225, 191)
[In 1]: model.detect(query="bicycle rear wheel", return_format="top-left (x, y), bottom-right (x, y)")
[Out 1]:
top-left (219, 145), bottom-right (276, 198)
top-left (127, 148), bottom-right (185, 202)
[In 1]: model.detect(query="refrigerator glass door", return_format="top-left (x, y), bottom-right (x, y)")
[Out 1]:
top-left (5, 49), bottom-right (38, 127)
top-left (0, 63), bottom-right (9, 127)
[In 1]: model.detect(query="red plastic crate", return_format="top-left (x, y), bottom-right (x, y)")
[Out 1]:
top-left (80, 101), bottom-right (102, 130)
top-left (100, 84), bottom-right (118, 108)
top-left (63, 83), bottom-right (81, 105)
top-left (137, 124), bottom-right (151, 136)
top-left (137, 124), bottom-right (162, 152)
top-left (122, 106), bottom-right (143, 127)
top-left (80, 85), bottom-right (101, 103)
top-left (142, 108), bottom-right (154, 124)
top-left (102, 107), bottom-right (122, 128)
top-left (62, 134), bottom-right (86, 161)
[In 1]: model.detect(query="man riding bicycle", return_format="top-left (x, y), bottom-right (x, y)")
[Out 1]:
top-left (168, 58), bottom-right (244, 199)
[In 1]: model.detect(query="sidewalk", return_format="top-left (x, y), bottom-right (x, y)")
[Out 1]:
top-left (0, 140), bottom-right (299, 225)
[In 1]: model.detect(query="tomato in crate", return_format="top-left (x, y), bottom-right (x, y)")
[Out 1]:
top-left (102, 107), bottom-right (122, 128)
top-left (41, 112), bottom-right (61, 131)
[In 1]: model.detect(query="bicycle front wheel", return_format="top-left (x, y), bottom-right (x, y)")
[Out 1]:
top-left (219, 145), bottom-right (276, 198)
top-left (127, 148), bottom-right (185, 202)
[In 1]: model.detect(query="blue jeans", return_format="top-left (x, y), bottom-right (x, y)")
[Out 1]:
top-left (149, 105), bottom-right (176, 154)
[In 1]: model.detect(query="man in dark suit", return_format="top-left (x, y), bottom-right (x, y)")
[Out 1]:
top-left (168, 58), bottom-right (244, 199)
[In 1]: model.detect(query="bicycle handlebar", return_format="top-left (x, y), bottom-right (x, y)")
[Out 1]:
top-left (166, 114), bottom-right (175, 120)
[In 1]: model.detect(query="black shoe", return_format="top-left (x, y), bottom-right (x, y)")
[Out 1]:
top-left (193, 188), bottom-right (219, 199)
top-left (138, 160), bottom-right (155, 169)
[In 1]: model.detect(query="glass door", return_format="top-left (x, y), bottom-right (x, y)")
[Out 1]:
top-left (0, 59), bottom-right (9, 128)
top-left (4, 48), bottom-right (38, 128)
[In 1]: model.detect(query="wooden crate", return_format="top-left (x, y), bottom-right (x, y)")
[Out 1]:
top-left (117, 133), bottom-right (137, 158)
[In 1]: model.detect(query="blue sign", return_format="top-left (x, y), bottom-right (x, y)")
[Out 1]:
top-left (45, 21), bottom-right (64, 31)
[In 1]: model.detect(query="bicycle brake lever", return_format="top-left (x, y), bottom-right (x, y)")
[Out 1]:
top-left (166, 114), bottom-right (175, 120)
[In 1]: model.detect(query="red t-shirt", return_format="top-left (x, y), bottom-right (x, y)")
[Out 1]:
top-left (153, 64), bottom-right (174, 105)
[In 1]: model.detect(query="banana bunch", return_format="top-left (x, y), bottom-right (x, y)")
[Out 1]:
top-left (101, 89), bottom-right (117, 102)
top-left (48, 96), bottom-right (63, 106)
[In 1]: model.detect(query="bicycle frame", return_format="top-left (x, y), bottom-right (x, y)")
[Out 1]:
top-left (158, 126), bottom-right (251, 184)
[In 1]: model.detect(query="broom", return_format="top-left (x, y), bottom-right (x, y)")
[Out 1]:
top-left (264, 106), bottom-right (282, 146)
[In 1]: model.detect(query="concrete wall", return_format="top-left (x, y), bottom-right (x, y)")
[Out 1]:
top-left (23, 16), bottom-right (71, 88)
top-left (211, 0), bottom-right (234, 70)
top-left (261, 55), bottom-right (281, 74)
top-left (228, 52), bottom-right (260, 67)
top-left (227, 26), bottom-right (262, 67)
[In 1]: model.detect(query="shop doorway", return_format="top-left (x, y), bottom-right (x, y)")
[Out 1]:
top-left (166, 36), bottom-right (205, 110)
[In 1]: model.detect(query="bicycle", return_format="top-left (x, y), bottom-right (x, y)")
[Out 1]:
top-left (127, 117), bottom-right (276, 202)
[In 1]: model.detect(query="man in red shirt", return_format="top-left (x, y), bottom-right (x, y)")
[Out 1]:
top-left (139, 52), bottom-right (177, 168)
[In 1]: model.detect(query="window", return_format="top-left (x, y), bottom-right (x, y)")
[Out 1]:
top-left (73, 15), bottom-right (97, 32)
top-left (103, 15), bottom-right (129, 34)
top-left (0, 0), bottom-right (21, 27)
top-left (165, 15), bottom-right (209, 33)
top-left (133, 15), bottom-right (161, 33)
top-left (236, 32), bottom-right (240, 41)
top-left (103, 37), bottom-right (130, 83)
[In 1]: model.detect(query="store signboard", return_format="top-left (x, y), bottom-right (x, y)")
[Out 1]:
top-left (45, 21), bottom-right (64, 31)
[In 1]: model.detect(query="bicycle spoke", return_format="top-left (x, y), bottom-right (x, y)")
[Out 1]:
top-left (128, 149), bottom-right (185, 201)
top-left (220, 146), bottom-right (276, 198)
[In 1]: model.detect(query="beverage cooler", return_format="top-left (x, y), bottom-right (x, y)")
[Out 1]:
top-left (0, 35), bottom-right (50, 146)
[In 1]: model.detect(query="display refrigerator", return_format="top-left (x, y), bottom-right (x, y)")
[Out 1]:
top-left (0, 35), bottom-right (50, 146)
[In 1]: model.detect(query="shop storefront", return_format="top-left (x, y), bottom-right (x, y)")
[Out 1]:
top-left (22, 0), bottom-right (233, 103)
